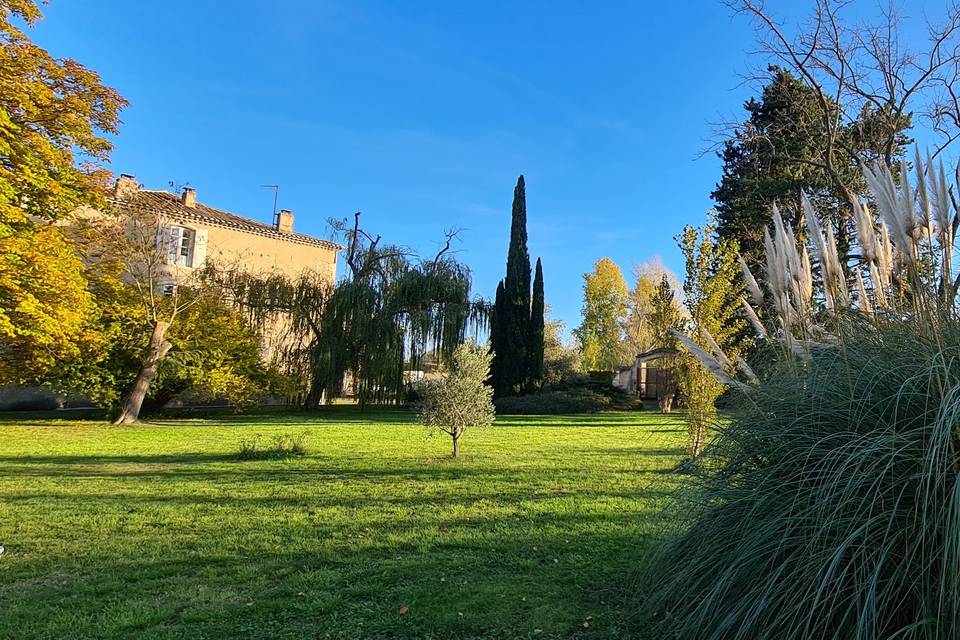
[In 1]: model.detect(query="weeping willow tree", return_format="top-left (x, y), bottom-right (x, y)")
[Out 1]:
top-left (227, 213), bottom-right (487, 407)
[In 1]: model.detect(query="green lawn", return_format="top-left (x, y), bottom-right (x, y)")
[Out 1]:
top-left (0, 408), bottom-right (686, 639)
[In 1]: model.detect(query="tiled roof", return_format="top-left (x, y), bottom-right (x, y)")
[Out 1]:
top-left (109, 189), bottom-right (343, 251)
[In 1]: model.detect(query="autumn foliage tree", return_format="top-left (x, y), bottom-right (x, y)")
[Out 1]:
top-left (575, 257), bottom-right (629, 371)
top-left (0, 1), bottom-right (126, 384)
top-left (623, 257), bottom-right (680, 355)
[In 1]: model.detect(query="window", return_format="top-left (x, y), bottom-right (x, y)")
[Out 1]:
top-left (177, 227), bottom-right (194, 267)
top-left (156, 223), bottom-right (208, 269)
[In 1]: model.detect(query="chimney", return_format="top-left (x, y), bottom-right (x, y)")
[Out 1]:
top-left (276, 209), bottom-right (294, 234)
top-left (181, 187), bottom-right (196, 208)
top-left (114, 174), bottom-right (138, 199)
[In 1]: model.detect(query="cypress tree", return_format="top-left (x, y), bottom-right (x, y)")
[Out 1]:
top-left (499, 176), bottom-right (531, 395)
top-left (490, 175), bottom-right (545, 396)
top-left (528, 257), bottom-right (545, 390)
top-left (490, 280), bottom-right (507, 396)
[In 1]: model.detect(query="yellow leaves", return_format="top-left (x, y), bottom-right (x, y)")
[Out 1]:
top-left (576, 257), bottom-right (629, 371)
top-left (0, 3), bottom-right (125, 223)
top-left (0, 223), bottom-right (96, 382)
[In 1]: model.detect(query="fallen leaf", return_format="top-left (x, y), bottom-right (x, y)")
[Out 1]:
top-left (399, 606), bottom-right (409, 615)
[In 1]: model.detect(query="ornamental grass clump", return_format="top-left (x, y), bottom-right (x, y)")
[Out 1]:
top-left (642, 151), bottom-right (960, 639)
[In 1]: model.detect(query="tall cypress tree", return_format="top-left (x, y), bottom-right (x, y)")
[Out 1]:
top-left (490, 175), bottom-right (545, 396)
top-left (503, 176), bottom-right (531, 394)
top-left (528, 258), bottom-right (545, 390)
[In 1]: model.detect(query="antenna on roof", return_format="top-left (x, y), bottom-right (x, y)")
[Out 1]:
top-left (260, 184), bottom-right (280, 226)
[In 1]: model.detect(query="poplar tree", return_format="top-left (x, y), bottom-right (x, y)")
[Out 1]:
top-left (574, 258), bottom-right (629, 372)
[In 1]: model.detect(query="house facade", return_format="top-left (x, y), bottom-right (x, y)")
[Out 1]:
top-left (110, 174), bottom-right (340, 283)
top-left (0, 175), bottom-right (341, 410)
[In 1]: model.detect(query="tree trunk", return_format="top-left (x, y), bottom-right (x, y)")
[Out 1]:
top-left (113, 321), bottom-right (172, 425)
top-left (659, 392), bottom-right (674, 413)
top-left (452, 432), bottom-right (460, 458)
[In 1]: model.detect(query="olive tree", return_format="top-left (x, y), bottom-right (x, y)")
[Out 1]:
top-left (418, 342), bottom-right (495, 458)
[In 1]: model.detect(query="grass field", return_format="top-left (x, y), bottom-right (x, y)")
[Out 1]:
top-left (0, 408), bottom-right (687, 639)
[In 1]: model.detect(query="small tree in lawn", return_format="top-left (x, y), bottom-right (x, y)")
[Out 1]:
top-left (419, 342), bottom-right (495, 458)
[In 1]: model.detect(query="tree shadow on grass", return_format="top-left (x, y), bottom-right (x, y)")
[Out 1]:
top-left (0, 498), bottom-right (677, 640)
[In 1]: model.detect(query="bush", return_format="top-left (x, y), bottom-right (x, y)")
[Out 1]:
top-left (586, 370), bottom-right (615, 384)
top-left (495, 377), bottom-right (641, 414)
top-left (5, 397), bottom-right (62, 411)
top-left (236, 431), bottom-right (308, 460)
top-left (637, 317), bottom-right (960, 639)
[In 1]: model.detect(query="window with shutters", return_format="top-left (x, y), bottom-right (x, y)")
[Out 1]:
top-left (177, 228), bottom-right (194, 267)
top-left (156, 224), bottom-right (207, 268)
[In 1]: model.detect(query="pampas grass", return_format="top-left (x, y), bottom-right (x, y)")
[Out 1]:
top-left (638, 151), bottom-right (960, 639)
top-left (639, 316), bottom-right (960, 639)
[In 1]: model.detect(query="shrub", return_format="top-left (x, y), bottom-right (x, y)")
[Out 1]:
top-left (236, 431), bottom-right (308, 460)
top-left (5, 397), bottom-right (61, 411)
top-left (495, 378), bottom-right (641, 414)
top-left (494, 389), bottom-right (608, 414)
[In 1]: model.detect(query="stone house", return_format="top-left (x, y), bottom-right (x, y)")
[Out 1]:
top-left (110, 174), bottom-right (340, 284)
top-left (0, 175), bottom-right (341, 410)
top-left (108, 173), bottom-right (343, 363)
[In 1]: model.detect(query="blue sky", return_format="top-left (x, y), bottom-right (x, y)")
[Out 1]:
top-left (27, 1), bottom-right (946, 338)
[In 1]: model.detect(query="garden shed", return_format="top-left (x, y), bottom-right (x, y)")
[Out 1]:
top-left (612, 348), bottom-right (678, 400)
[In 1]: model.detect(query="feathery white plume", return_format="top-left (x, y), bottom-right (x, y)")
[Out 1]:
top-left (738, 254), bottom-right (763, 307)
top-left (672, 330), bottom-right (750, 392)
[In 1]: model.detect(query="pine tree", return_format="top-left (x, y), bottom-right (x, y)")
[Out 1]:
top-left (649, 274), bottom-right (682, 351)
top-left (528, 258), bottom-right (545, 390)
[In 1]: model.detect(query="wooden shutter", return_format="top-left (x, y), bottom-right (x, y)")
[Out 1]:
top-left (192, 229), bottom-right (208, 267)
top-left (155, 222), bottom-right (169, 257)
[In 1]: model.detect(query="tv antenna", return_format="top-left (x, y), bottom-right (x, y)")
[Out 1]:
top-left (260, 184), bottom-right (280, 223)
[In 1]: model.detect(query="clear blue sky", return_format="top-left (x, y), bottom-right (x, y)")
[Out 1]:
top-left (27, 1), bottom-right (946, 338)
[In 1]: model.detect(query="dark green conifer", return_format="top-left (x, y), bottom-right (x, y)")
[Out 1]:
top-left (490, 175), bottom-right (545, 396)
top-left (490, 280), bottom-right (507, 395)
top-left (528, 258), bottom-right (545, 390)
